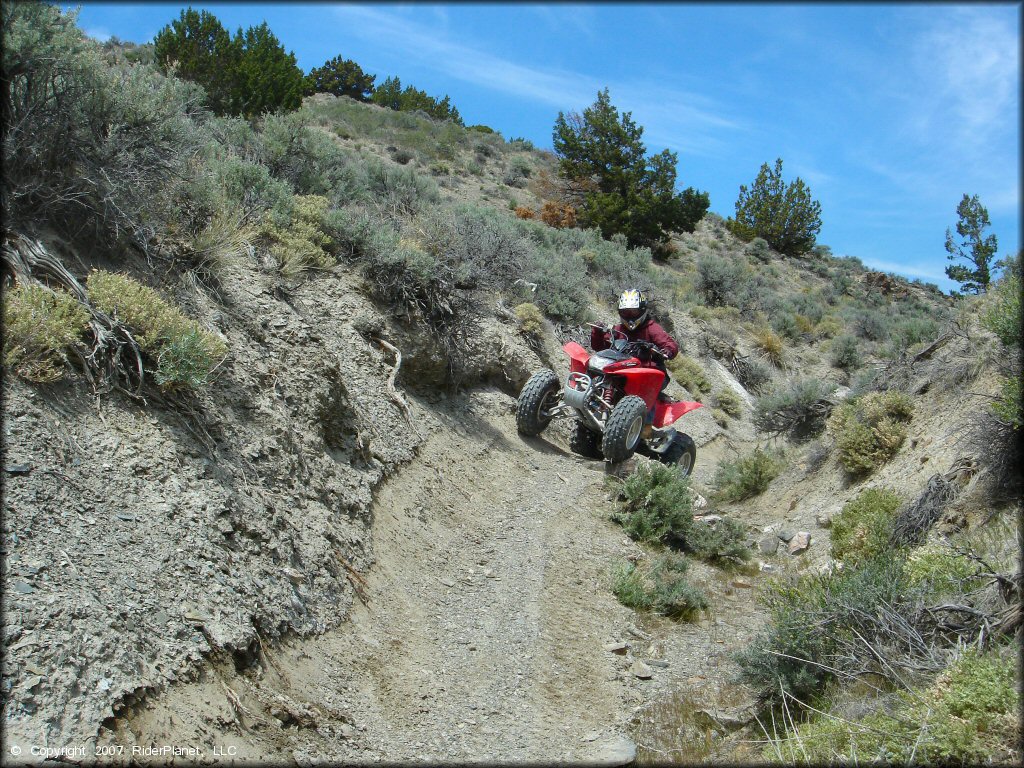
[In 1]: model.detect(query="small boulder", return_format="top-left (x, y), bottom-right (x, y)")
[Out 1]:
top-left (758, 535), bottom-right (779, 555)
top-left (630, 660), bottom-right (654, 679)
top-left (788, 531), bottom-right (811, 554)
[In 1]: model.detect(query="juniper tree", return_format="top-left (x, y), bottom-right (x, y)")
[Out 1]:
top-left (731, 158), bottom-right (822, 257)
top-left (552, 88), bottom-right (708, 251)
top-left (154, 7), bottom-right (235, 114)
top-left (945, 193), bottom-right (997, 294)
top-left (305, 55), bottom-right (375, 101)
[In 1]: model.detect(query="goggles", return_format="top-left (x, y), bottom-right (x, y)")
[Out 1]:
top-left (618, 308), bottom-right (644, 320)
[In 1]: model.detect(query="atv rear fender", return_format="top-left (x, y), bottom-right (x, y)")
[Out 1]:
top-left (653, 399), bottom-right (703, 428)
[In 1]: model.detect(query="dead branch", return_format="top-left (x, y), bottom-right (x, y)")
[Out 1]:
top-left (370, 336), bottom-right (422, 439)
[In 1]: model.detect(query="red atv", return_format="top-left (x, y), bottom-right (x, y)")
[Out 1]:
top-left (516, 326), bottom-right (702, 474)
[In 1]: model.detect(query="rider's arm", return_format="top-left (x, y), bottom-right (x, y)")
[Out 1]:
top-left (590, 324), bottom-right (611, 351)
top-left (646, 322), bottom-right (679, 360)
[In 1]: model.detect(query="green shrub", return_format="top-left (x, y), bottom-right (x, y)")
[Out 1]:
top-left (736, 553), bottom-right (911, 705)
top-left (2, 284), bottom-right (90, 382)
top-left (668, 356), bottom-right (710, 399)
top-left (258, 111), bottom-right (368, 201)
top-left (981, 257), bottom-right (1022, 347)
top-left (685, 517), bottom-right (750, 565)
top-left (829, 333), bottom-right (861, 371)
top-left (513, 302), bottom-right (544, 338)
top-left (830, 487), bottom-right (902, 566)
top-left (713, 447), bottom-right (786, 502)
top-left (815, 315), bottom-right (844, 340)
top-left (695, 253), bottom-right (745, 307)
top-left (365, 158), bottom-right (439, 216)
top-left (259, 194), bottom-right (336, 276)
top-left (745, 237), bottom-right (771, 262)
top-left (851, 308), bottom-right (891, 341)
top-left (753, 326), bottom-right (785, 367)
top-left (753, 377), bottom-right (836, 440)
top-left (766, 649), bottom-right (1021, 764)
top-left (902, 543), bottom-right (982, 597)
top-left (830, 391), bottom-right (914, 475)
top-left (3, 2), bottom-right (203, 250)
top-left (611, 463), bottom-right (695, 546)
top-left (714, 387), bottom-right (743, 417)
top-left (611, 552), bottom-right (708, 620)
top-left (87, 270), bottom-right (226, 389)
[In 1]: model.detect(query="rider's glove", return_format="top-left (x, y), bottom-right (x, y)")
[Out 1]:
top-left (636, 345), bottom-right (652, 361)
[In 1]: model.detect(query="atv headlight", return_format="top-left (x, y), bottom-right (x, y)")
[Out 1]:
top-left (588, 357), bottom-right (615, 371)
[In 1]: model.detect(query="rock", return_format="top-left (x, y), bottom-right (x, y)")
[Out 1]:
top-left (692, 493), bottom-right (708, 510)
top-left (694, 514), bottom-right (723, 525)
top-left (11, 582), bottom-right (34, 594)
top-left (758, 562), bottom-right (777, 573)
top-left (731, 579), bottom-right (753, 589)
top-left (591, 735), bottom-right (637, 766)
top-left (815, 513), bottom-right (833, 529)
top-left (484, 568), bottom-right (495, 578)
top-left (646, 659), bottom-right (670, 668)
top-left (5, 463), bottom-right (32, 475)
top-left (788, 531), bottom-right (811, 555)
top-left (339, 724), bottom-right (357, 739)
top-left (603, 642), bottom-right (629, 655)
top-left (630, 660), bottom-right (654, 679)
top-left (440, 578), bottom-right (456, 588)
top-left (777, 530), bottom-right (795, 542)
top-left (693, 705), bottom-right (755, 732)
top-left (758, 535), bottom-right (779, 555)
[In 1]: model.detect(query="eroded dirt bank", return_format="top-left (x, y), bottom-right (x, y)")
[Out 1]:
top-left (97, 389), bottom-right (670, 763)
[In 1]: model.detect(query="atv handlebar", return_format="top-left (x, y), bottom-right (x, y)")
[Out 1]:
top-left (587, 323), bottom-right (667, 360)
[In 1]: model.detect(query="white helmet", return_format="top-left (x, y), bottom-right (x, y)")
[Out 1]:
top-left (617, 288), bottom-right (649, 331)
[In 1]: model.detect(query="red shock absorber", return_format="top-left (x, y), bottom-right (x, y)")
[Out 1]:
top-left (601, 386), bottom-right (615, 408)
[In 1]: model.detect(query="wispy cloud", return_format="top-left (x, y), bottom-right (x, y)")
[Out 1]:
top-left (858, 257), bottom-right (950, 285)
top-left (909, 7), bottom-right (1019, 144)
top-left (328, 6), bottom-right (598, 107)
top-left (326, 5), bottom-right (739, 156)
top-left (84, 26), bottom-right (111, 42)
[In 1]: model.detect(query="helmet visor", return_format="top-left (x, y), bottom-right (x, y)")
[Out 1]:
top-left (618, 308), bottom-right (644, 321)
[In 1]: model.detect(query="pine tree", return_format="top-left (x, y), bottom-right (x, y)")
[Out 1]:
top-left (153, 7), bottom-right (235, 114)
top-left (945, 194), bottom-right (997, 294)
top-left (229, 22), bottom-right (304, 118)
top-left (731, 158), bottom-right (822, 257)
top-left (304, 55), bottom-right (375, 100)
top-left (552, 89), bottom-right (708, 249)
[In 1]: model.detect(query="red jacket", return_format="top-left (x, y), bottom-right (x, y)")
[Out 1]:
top-left (591, 319), bottom-right (679, 366)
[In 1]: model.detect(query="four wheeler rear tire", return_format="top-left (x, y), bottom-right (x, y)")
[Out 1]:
top-left (602, 395), bottom-right (647, 463)
top-left (660, 432), bottom-right (697, 476)
top-left (516, 369), bottom-right (561, 436)
top-left (569, 421), bottom-right (603, 459)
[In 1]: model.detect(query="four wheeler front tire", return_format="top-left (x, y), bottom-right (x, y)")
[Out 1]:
top-left (602, 395), bottom-right (647, 463)
top-left (570, 421), bottom-right (603, 459)
top-left (660, 432), bottom-right (697, 476)
top-left (516, 369), bottom-right (561, 436)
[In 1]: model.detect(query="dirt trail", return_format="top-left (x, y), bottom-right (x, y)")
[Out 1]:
top-left (107, 388), bottom-right (656, 763)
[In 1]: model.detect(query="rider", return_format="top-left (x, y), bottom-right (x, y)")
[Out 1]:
top-left (591, 288), bottom-right (680, 401)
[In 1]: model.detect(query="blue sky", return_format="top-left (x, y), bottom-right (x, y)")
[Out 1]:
top-left (69, 2), bottom-right (1020, 292)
